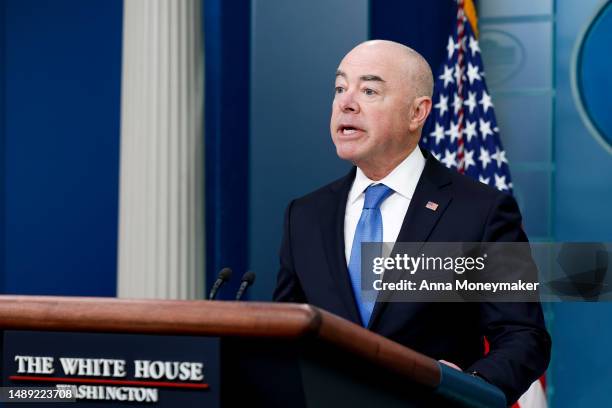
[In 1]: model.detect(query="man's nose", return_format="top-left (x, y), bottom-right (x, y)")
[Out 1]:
top-left (338, 90), bottom-right (360, 113)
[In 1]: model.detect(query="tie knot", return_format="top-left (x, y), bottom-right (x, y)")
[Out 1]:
top-left (363, 184), bottom-right (393, 209)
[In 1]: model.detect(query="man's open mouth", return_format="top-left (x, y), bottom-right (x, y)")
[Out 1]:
top-left (339, 126), bottom-right (363, 135)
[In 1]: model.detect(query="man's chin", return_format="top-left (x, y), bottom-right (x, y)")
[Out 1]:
top-left (335, 147), bottom-right (362, 163)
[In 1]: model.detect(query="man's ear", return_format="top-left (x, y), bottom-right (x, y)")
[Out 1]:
top-left (409, 96), bottom-right (433, 132)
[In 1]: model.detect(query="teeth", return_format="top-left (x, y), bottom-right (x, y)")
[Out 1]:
top-left (342, 128), bottom-right (357, 135)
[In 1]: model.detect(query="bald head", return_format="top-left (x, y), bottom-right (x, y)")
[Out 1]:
top-left (331, 39), bottom-right (435, 180)
top-left (341, 40), bottom-right (434, 99)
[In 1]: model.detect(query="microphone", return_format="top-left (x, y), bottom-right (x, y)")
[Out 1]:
top-left (208, 267), bottom-right (232, 300)
top-left (235, 271), bottom-right (256, 301)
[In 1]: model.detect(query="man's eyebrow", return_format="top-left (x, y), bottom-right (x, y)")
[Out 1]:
top-left (360, 74), bottom-right (385, 83)
top-left (334, 70), bottom-right (385, 83)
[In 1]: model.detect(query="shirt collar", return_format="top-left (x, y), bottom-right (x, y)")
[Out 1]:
top-left (348, 147), bottom-right (426, 205)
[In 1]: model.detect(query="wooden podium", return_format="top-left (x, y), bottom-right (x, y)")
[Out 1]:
top-left (0, 296), bottom-right (506, 407)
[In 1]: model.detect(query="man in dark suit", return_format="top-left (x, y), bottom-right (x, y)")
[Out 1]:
top-left (273, 40), bottom-right (550, 404)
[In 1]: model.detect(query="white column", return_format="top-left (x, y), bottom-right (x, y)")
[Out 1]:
top-left (118, 0), bottom-right (204, 299)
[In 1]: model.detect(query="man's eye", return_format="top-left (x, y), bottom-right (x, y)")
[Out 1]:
top-left (363, 88), bottom-right (376, 96)
top-left (335, 86), bottom-right (345, 94)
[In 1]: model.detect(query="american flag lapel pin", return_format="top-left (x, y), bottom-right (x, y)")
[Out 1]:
top-left (425, 201), bottom-right (439, 211)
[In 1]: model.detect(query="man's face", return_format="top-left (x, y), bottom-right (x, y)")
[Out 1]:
top-left (330, 44), bottom-right (415, 168)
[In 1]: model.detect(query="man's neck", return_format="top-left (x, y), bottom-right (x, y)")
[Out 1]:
top-left (356, 145), bottom-right (418, 181)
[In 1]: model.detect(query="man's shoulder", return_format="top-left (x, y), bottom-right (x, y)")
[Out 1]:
top-left (290, 168), bottom-right (354, 209)
top-left (424, 153), bottom-right (511, 201)
top-left (424, 155), bottom-right (524, 241)
top-left (449, 168), bottom-right (507, 201)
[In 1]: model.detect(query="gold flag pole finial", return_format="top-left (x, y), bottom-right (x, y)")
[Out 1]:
top-left (463, 0), bottom-right (479, 38)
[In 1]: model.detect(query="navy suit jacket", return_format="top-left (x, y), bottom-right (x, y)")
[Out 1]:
top-left (273, 150), bottom-right (551, 404)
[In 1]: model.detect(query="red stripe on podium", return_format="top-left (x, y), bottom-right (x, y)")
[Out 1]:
top-left (9, 375), bottom-right (209, 389)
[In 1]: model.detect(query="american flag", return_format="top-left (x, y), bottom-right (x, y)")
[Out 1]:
top-left (420, 3), bottom-right (512, 194)
top-left (420, 1), bottom-right (547, 407)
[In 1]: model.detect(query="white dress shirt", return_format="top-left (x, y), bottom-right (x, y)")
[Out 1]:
top-left (344, 148), bottom-right (426, 264)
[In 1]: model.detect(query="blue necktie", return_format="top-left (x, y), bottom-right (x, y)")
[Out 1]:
top-left (348, 183), bottom-right (394, 326)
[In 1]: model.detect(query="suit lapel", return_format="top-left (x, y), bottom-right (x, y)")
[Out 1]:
top-left (367, 154), bottom-right (453, 330)
top-left (319, 167), bottom-right (362, 324)
top-left (393, 156), bottom-right (452, 244)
